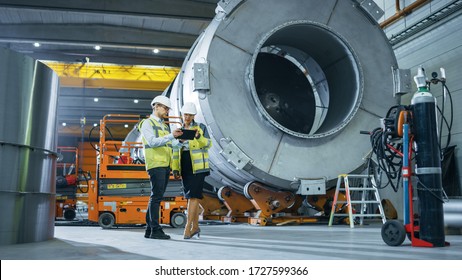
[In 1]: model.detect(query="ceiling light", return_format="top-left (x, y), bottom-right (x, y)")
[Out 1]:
top-left (93, 123), bottom-right (98, 127)
top-left (134, 99), bottom-right (139, 103)
top-left (33, 42), bottom-right (40, 47)
top-left (153, 48), bottom-right (160, 54)
top-left (94, 45), bottom-right (102, 51)
top-left (62, 122), bottom-right (67, 127)
top-left (124, 124), bottom-right (129, 128)
top-left (94, 98), bottom-right (99, 102)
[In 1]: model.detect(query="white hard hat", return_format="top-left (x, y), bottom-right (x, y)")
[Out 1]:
top-left (181, 102), bottom-right (197, 115)
top-left (151, 95), bottom-right (171, 108)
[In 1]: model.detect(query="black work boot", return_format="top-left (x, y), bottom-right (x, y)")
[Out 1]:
top-left (144, 228), bottom-right (151, 238)
top-left (149, 228), bottom-right (171, 239)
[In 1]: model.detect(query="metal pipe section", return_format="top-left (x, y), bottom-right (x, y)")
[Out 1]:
top-left (380, 0), bottom-right (429, 29)
top-left (444, 199), bottom-right (462, 227)
top-left (169, 0), bottom-right (399, 191)
top-left (0, 47), bottom-right (59, 245)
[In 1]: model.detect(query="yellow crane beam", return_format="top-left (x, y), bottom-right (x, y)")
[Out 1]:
top-left (59, 77), bottom-right (171, 91)
top-left (43, 61), bottom-right (179, 91)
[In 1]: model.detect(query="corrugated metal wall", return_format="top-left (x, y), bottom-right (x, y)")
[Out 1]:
top-left (375, 0), bottom-right (462, 197)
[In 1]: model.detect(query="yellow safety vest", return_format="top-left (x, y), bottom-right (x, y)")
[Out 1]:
top-left (139, 118), bottom-right (172, 170)
top-left (172, 123), bottom-right (212, 174)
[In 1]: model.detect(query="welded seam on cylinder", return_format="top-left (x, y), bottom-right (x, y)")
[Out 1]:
top-left (214, 35), bottom-right (253, 56)
top-left (0, 141), bottom-right (58, 157)
top-left (267, 133), bottom-right (285, 174)
top-left (0, 190), bottom-right (56, 195)
top-left (323, 55), bottom-right (351, 72)
top-left (358, 106), bottom-right (382, 118)
top-left (326, 0), bottom-right (340, 26)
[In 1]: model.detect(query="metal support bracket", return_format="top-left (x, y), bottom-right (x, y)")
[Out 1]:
top-left (357, 0), bottom-right (384, 22)
top-left (392, 67), bottom-right (412, 96)
top-left (217, 0), bottom-right (245, 15)
top-left (193, 62), bottom-right (210, 91)
top-left (220, 138), bottom-right (252, 170)
top-left (295, 178), bottom-right (326, 195)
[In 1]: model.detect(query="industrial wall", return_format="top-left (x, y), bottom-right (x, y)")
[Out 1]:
top-left (375, 0), bottom-right (462, 197)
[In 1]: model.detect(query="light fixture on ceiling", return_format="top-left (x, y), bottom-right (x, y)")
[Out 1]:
top-left (134, 99), bottom-right (139, 103)
top-left (94, 45), bottom-right (102, 51)
top-left (124, 124), bottom-right (129, 128)
top-left (33, 42), bottom-right (41, 47)
top-left (153, 48), bottom-right (160, 54)
top-left (62, 122), bottom-right (67, 126)
top-left (94, 97), bottom-right (99, 102)
top-left (93, 123), bottom-right (98, 127)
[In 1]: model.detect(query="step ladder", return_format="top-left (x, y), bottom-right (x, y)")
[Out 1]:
top-left (328, 174), bottom-right (386, 228)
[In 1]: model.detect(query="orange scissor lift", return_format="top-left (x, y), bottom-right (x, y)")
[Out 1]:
top-left (87, 114), bottom-right (188, 229)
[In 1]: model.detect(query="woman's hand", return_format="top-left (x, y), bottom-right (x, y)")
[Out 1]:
top-left (173, 128), bottom-right (183, 139)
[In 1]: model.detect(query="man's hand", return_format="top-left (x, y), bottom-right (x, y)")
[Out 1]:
top-left (173, 128), bottom-right (183, 138)
top-left (173, 170), bottom-right (180, 179)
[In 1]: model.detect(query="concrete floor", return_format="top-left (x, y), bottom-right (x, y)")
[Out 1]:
top-left (1, 221), bottom-right (462, 260)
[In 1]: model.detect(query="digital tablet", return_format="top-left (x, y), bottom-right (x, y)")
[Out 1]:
top-left (177, 129), bottom-right (196, 140)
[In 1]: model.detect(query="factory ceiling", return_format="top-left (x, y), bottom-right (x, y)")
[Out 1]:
top-left (0, 0), bottom-right (218, 139)
top-left (0, 0), bottom-right (216, 65)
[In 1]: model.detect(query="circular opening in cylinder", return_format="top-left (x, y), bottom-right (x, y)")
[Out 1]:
top-left (251, 22), bottom-right (362, 138)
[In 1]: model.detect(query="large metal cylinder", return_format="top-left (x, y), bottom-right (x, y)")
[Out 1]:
top-left (169, 0), bottom-right (399, 190)
top-left (0, 47), bottom-right (59, 245)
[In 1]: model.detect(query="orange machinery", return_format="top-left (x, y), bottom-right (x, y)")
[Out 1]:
top-left (87, 114), bottom-right (188, 229)
top-left (216, 182), bottom-right (351, 226)
top-left (55, 146), bottom-right (90, 220)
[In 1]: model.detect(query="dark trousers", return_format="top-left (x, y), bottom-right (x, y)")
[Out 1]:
top-left (146, 167), bottom-right (170, 231)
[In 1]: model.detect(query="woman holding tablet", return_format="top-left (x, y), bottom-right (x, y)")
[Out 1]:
top-left (172, 102), bottom-right (212, 239)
